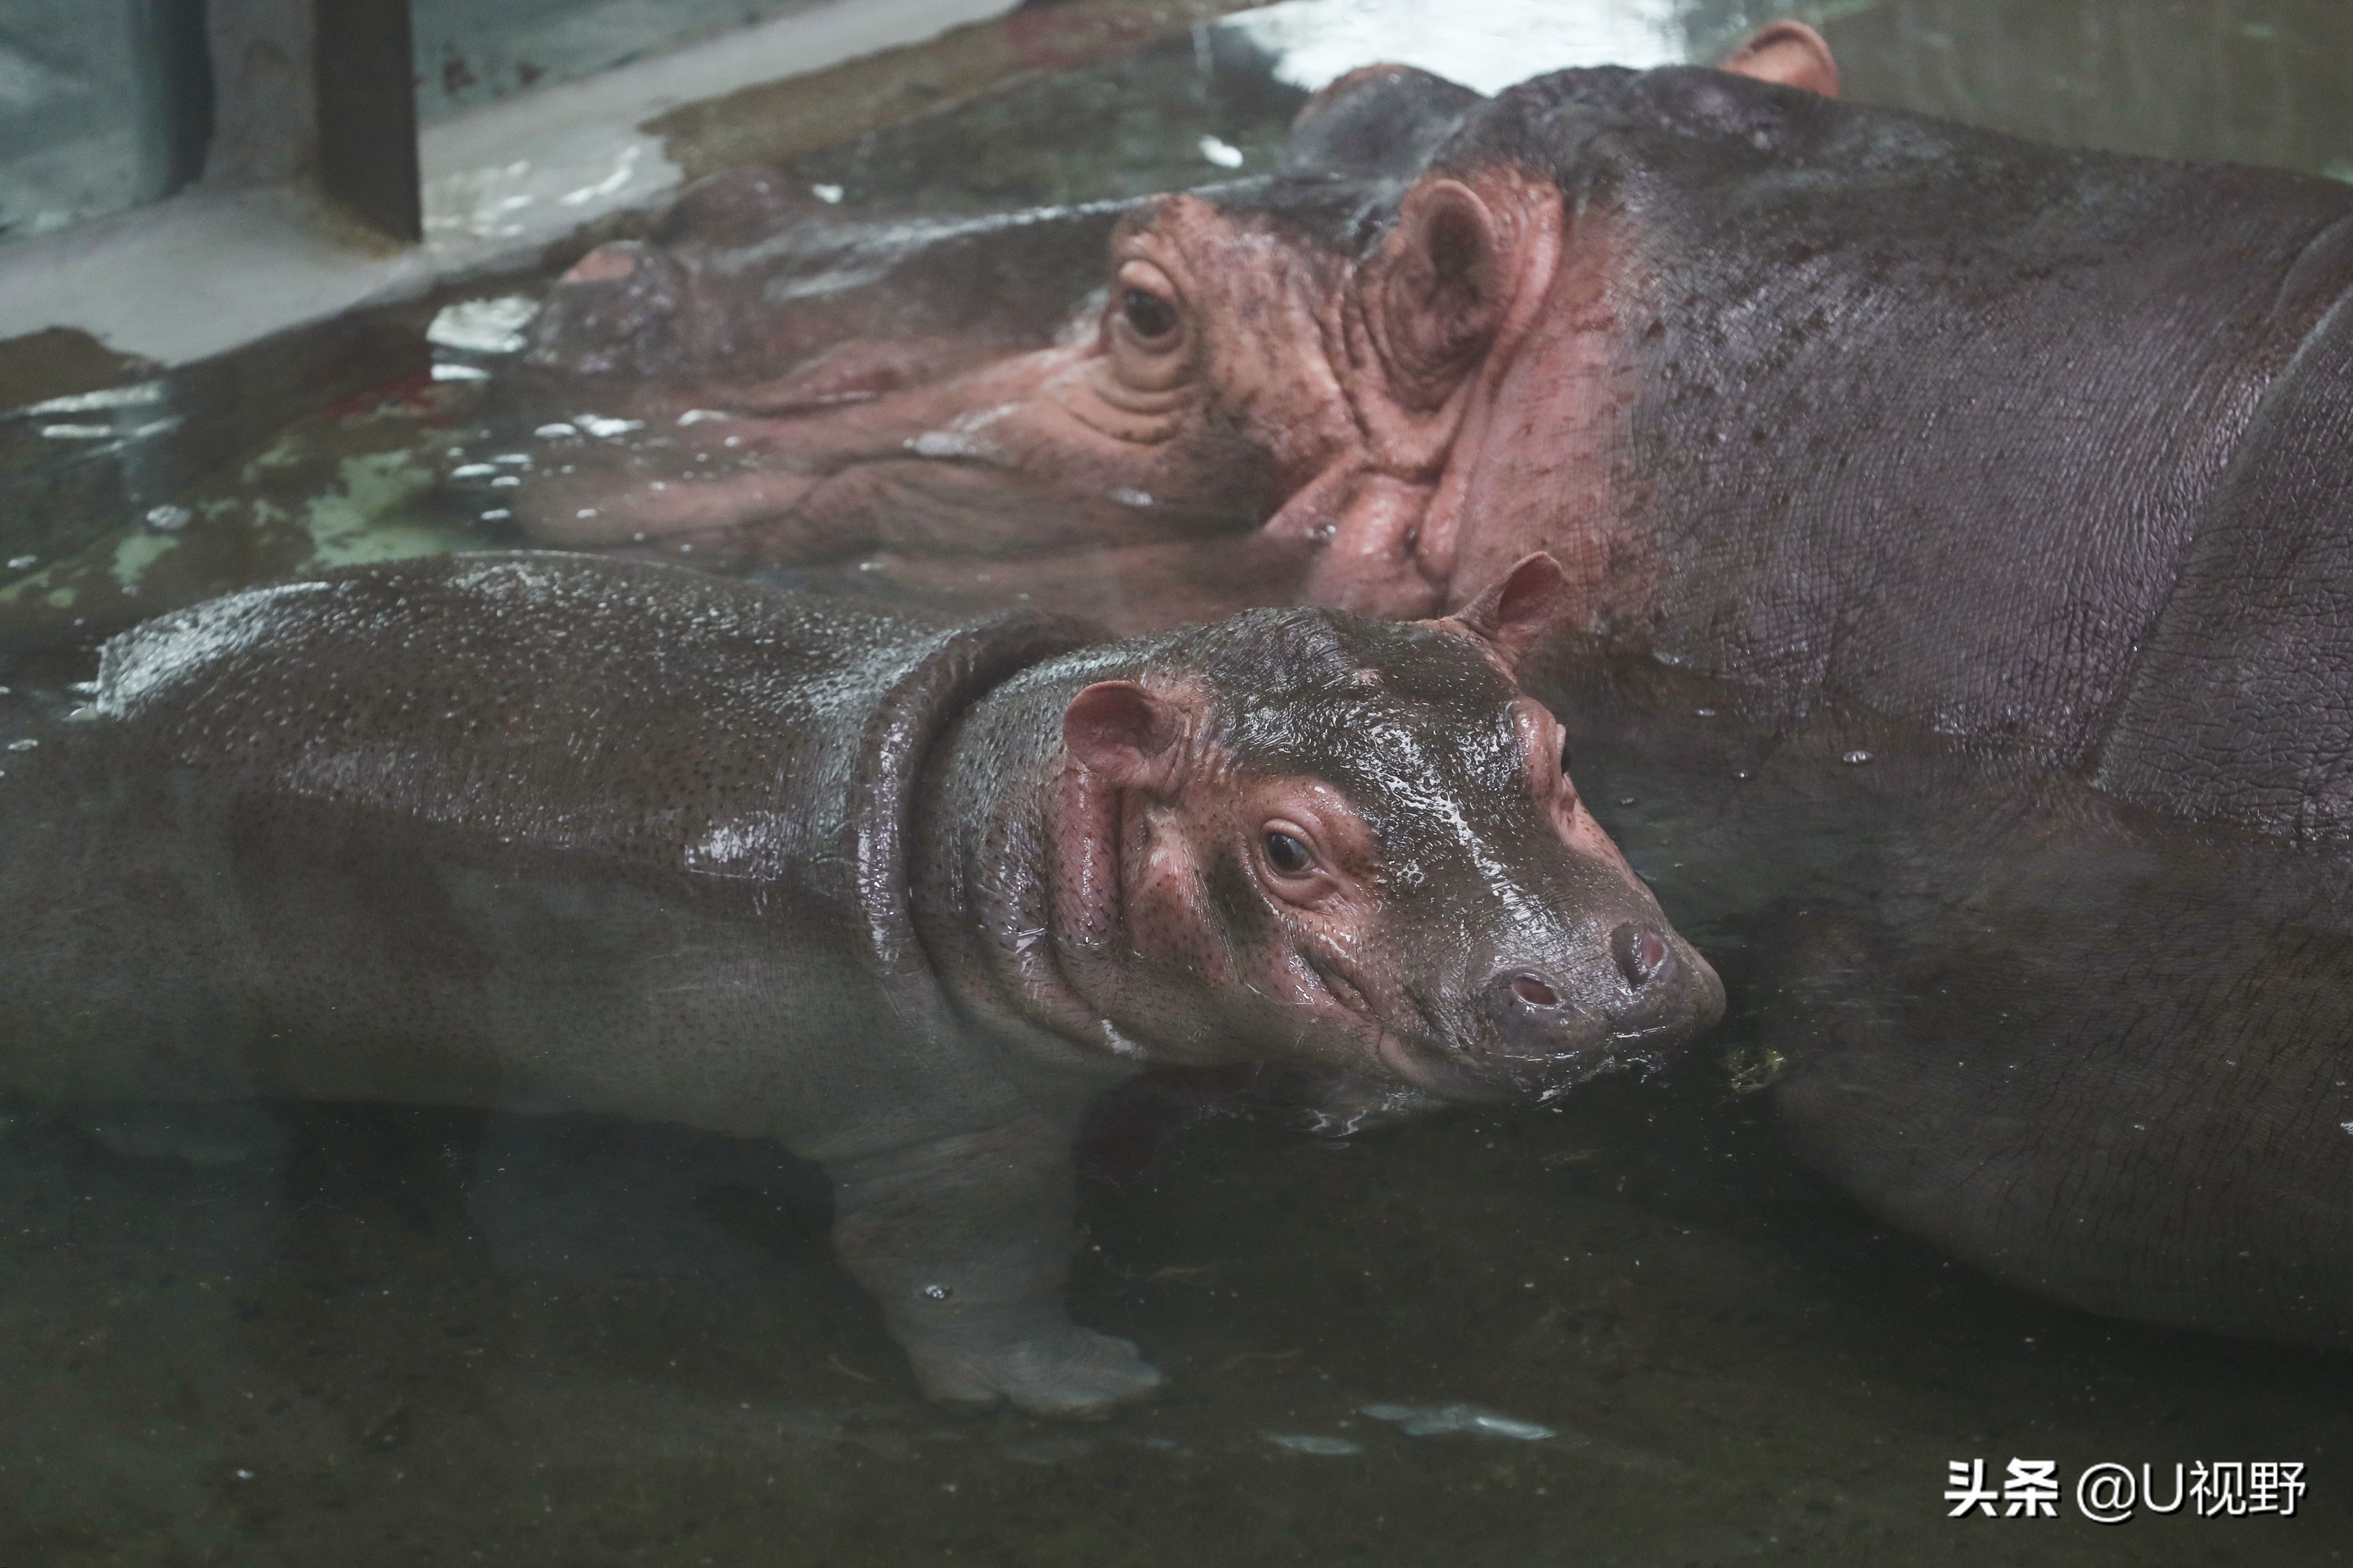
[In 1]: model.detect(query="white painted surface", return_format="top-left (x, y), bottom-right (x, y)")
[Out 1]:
top-left (0, 0), bottom-right (1018, 368)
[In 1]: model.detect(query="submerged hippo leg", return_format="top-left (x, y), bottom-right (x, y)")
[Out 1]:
top-left (827, 1115), bottom-right (1161, 1416)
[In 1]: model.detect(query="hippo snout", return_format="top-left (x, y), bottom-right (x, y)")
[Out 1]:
top-left (1475, 922), bottom-right (1722, 1091)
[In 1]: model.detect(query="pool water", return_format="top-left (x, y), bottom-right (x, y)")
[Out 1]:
top-left (5, 4), bottom-right (2353, 1564)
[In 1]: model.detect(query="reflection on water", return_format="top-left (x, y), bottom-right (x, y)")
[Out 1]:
top-left (1230, 0), bottom-right (1683, 91)
top-left (8, 2), bottom-right (2353, 1563)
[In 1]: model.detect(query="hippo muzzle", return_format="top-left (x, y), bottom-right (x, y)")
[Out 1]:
top-left (1460, 917), bottom-right (1723, 1100)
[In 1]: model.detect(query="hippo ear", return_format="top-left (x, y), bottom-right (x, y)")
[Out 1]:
top-left (1379, 178), bottom-right (1507, 411)
top-left (1451, 553), bottom-right (1568, 672)
top-left (1063, 682), bottom-right (1188, 790)
top-left (1715, 20), bottom-right (1840, 97)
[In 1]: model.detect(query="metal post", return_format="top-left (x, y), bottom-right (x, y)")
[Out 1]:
top-left (313, 0), bottom-right (421, 242)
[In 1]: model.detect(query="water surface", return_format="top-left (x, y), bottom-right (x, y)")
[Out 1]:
top-left (5, 4), bottom-right (2353, 1563)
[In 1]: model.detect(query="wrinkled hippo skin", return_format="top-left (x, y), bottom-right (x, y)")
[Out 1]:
top-left (516, 23), bottom-right (2353, 836)
top-left (0, 552), bottom-right (1718, 1414)
top-left (507, 24), bottom-right (2353, 1351)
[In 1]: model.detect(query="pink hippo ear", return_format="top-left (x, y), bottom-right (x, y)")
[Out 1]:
top-left (1450, 552), bottom-right (1569, 673)
top-left (1063, 682), bottom-right (1189, 790)
top-left (1378, 178), bottom-right (1509, 411)
top-left (1715, 20), bottom-right (1840, 97)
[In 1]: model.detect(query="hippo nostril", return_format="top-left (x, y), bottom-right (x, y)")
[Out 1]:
top-left (1510, 974), bottom-right (1560, 1009)
top-left (1611, 924), bottom-right (1672, 989)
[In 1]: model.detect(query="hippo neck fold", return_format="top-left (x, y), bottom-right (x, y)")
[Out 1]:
top-left (908, 635), bottom-right (1188, 1078)
top-left (844, 606), bottom-right (1100, 1013)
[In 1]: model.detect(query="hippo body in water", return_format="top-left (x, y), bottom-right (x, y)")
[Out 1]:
top-left (0, 552), bottom-right (1718, 1414)
top-left (502, 26), bottom-right (2353, 1350)
top-left (514, 24), bottom-right (2353, 831)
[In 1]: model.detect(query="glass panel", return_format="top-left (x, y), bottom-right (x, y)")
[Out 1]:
top-left (411, 0), bottom-right (851, 122)
top-left (0, 0), bottom-right (208, 243)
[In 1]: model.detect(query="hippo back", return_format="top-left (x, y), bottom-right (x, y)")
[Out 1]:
top-left (0, 556), bottom-right (1097, 1157)
top-left (1444, 66), bottom-right (2353, 771)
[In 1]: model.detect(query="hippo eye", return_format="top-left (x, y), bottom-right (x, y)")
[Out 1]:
top-left (1122, 288), bottom-right (1179, 343)
top-left (1263, 830), bottom-right (1313, 875)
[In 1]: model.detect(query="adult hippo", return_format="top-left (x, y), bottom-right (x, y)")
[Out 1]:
top-left (494, 22), bottom-right (2353, 1353)
top-left (0, 551), bottom-right (1720, 1413)
top-left (507, 20), bottom-right (2353, 836)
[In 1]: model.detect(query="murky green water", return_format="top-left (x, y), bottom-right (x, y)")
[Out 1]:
top-left (6, 4), bottom-right (2353, 1564)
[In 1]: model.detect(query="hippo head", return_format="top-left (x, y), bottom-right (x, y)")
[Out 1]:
top-left (1015, 554), bottom-right (1723, 1103)
top-left (508, 26), bottom-right (1839, 629)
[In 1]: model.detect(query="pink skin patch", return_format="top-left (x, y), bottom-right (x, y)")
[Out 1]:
top-left (562, 246), bottom-right (640, 283)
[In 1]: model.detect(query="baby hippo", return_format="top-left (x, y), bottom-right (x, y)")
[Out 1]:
top-left (0, 551), bottom-right (1720, 1414)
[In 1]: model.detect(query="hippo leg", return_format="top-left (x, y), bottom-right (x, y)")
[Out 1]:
top-left (827, 1115), bottom-right (1161, 1417)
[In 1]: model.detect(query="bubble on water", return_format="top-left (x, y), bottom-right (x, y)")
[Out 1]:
top-left (426, 296), bottom-right (539, 355)
top-left (490, 476), bottom-right (520, 488)
top-left (575, 415), bottom-right (645, 439)
top-left (481, 509), bottom-right (512, 522)
top-left (1110, 487), bottom-right (1154, 508)
top-left (811, 183), bottom-right (844, 204)
top-left (1199, 134), bottom-right (1245, 169)
top-left (1694, 707), bottom-right (1716, 718)
top-left (1616, 796), bottom-right (1637, 806)
top-left (1361, 1403), bottom-right (1555, 1441)
top-left (449, 463), bottom-right (497, 480)
top-left (145, 505), bottom-right (191, 532)
top-left (1841, 749), bottom-right (1873, 765)
top-left (492, 454), bottom-right (531, 467)
top-left (677, 409), bottom-right (732, 425)
top-left (7, 555), bottom-right (35, 570)
top-left (535, 422), bottom-right (579, 439)
top-left (1265, 1434), bottom-right (1360, 1456)
top-left (431, 363), bottom-right (490, 382)
top-left (6, 738), bottom-right (37, 752)
top-left (920, 1284), bottom-right (952, 1302)
top-left (576, 508), bottom-right (599, 520)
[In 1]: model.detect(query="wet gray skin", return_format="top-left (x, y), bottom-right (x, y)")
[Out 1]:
top-left (0, 550), bottom-right (1717, 1418)
top-left (490, 24), bottom-right (2353, 1361)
